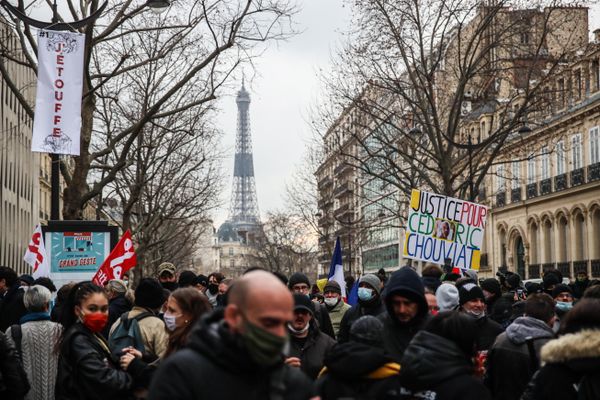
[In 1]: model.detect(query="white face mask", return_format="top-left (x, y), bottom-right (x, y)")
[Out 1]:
top-left (287, 322), bottom-right (310, 336)
top-left (163, 312), bottom-right (179, 331)
top-left (465, 309), bottom-right (485, 320)
top-left (324, 297), bottom-right (339, 307)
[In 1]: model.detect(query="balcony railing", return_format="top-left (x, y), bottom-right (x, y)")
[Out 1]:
top-left (528, 264), bottom-right (541, 279)
top-left (334, 203), bottom-right (352, 219)
top-left (589, 162), bottom-right (600, 182)
top-left (496, 191), bottom-right (506, 207)
top-left (556, 261), bottom-right (571, 277)
top-left (540, 178), bottom-right (552, 195)
top-left (334, 162), bottom-right (352, 175)
top-left (333, 182), bottom-right (354, 198)
top-left (573, 260), bottom-right (588, 274)
top-left (592, 259), bottom-right (600, 277)
top-left (318, 176), bottom-right (333, 190)
top-left (554, 173), bottom-right (567, 191)
top-left (542, 263), bottom-right (556, 273)
top-left (526, 183), bottom-right (538, 199)
top-left (570, 168), bottom-right (585, 186)
top-left (511, 187), bottom-right (522, 203)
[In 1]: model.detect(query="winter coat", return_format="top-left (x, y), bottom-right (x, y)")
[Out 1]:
top-left (56, 323), bottom-right (132, 400)
top-left (288, 325), bottom-right (336, 380)
top-left (103, 294), bottom-right (133, 339)
top-left (0, 285), bottom-right (27, 332)
top-left (0, 330), bottom-right (29, 400)
top-left (570, 279), bottom-right (590, 299)
top-left (326, 299), bottom-right (351, 338)
top-left (5, 315), bottom-right (62, 400)
top-left (485, 316), bottom-right (554, 400)
top-left (521, 329), bottom-right (600, 400)
top-left (315, 302), bottom-right (336, 339)
top-left (109, 306), bottom-right (168, 360)
top-left (337, 298), bottom-right (385, 344)
top-left (147, 309), bottom-right (315, 400)
top-left (316, 341), bottom-right (402, 400)
top-left (399, 331), bottom-right (492, 400)
top-left (473, 314), bottom-right (503, 351)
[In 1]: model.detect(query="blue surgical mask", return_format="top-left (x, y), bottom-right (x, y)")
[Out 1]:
top-left (556, 301), bottom-right (573, 312)
top-left (358, 287), bottom-right (374, 301)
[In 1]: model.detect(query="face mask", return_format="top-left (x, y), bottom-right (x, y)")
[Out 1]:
top-left (208, 284), bottom-right (219, 295)
top-left (241, 318), bottom-right (287, 367)
top-left (287, 322), bottom-right (310, 336)
top-left (358, 287), bottom-right (374, 302)
top-left (163, 312), bottom-right (178, 331)
top-left (464, 309), bottom-right (485, 320)
top-left (324, 297), bottom-right (339, 308)
top-left (556, 301), bottom-right (573, 312)
top-left (81, 312), bottom-right (108, 333)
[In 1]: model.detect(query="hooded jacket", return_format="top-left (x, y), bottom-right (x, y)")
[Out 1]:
top-left (399, 331), bottom-right (491, 400)
top-left (316, 342), bottom-right (401, 400)
top-left (521, 329), bottom-right (600, 400)
top-left (147, 310), bottom-right (314, 400)
top-left (378, 267), bottom-right (430, 362)
top-left (485, 316), bottom-right (554, 400)
top-left (288, 322), bottom-right (336, 380)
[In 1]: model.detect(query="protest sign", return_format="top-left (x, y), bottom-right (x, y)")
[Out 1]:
top-left (403, 189), bottom-right (488, 270)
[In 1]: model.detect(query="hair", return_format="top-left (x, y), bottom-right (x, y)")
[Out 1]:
top-left (106, 280), bottom-right (127, 295)
top-left (58, 281), bottom-right (106, 333)
top-left (24, 285), bottom-right (52, 312)
top-left (559, 299), bottom-right (600, 335)
top-left (422, 264), bottom-right (443, 279)
top-left (0, 266), bottom-right (18, 288)
top-left (56, 282), bottom-right (76, 304)
top-left (207, 272), bottom-right (225, 284)
top-left (425, 311), bottom-right (478, 360)
top-left (582, 285), bottom-right (600, 300)
top-left (33, 277), bottom-right (57, 292)
top-left (524, 293), bottom-right (555, 323)
top-left (272, 271), bottom-right (288, 286)
top-left (165, 288), bottom-right (211, 357)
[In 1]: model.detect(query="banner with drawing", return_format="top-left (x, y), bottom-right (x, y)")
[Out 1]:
top-left (403, 189), bottom-right (488, 270)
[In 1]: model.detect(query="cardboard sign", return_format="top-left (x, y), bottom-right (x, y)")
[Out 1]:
top-left (403, 189), bottom-right (488, 270)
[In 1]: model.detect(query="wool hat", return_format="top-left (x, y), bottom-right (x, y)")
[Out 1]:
top-left (480, 278), bottom-right (502, 298)
top-left (178, 270), bottom-right (197, 287)
top-left (551, 284), bottom-right (573, 299)
top-left (359, 274), bottom-right (382, 296)
top-left (194, 274), bottom-right (208, 287)
top-left (135, 278), bottom-right (167, 309)
top-left (323, 280), bottom-right (342, 295)
top-left (349, 315), bottom-right (384, 348)
top-left (525, 281), bottom-right (543, 294)
top-left (158, 262), bottom-right (176, 277)
top-left (288, 272), bottom-right (310, 289)
top-left (19, 274), bottom-right (35, 286)
top-left (292, 293), bottom-right (315, 315)
top-left (463, 269), bottom-right (478, 282)
top-left (436, 283), bottom-right (459, 311)
top-left (458, 282), bottom-right (485, 306)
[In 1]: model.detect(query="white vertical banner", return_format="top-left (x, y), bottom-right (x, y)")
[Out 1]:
top-left (32, 30), bottom-right (85, 156)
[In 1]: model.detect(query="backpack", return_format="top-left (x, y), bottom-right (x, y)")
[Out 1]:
top-left (9, 324), bottom-right (23, 361)
top-left (108, 311), bottom-right (153, 358)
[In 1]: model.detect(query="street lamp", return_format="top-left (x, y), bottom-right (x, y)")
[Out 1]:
top-left (146, 0), bottom-right (171, 13)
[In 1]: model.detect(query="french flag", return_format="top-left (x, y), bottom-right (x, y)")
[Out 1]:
top-left (328, 237), bottom-right (346, 298)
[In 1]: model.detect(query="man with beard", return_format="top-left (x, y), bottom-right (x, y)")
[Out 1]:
top-left (379, 266), bottom-right (430, 362)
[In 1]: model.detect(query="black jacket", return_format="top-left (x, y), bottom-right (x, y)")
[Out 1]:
top-left (485, 316), bottom-right (554, 400)
top-left (0, 330), bottom-right (29, 400)
top-left (56, 323), bottom-right (132, 400)
top-left (473, 314), bottom-right (503, 351)
top-left (521, 329), bottom-right (600, 400)
top-left (103, 294), bottom-right (133, 338)
top-left (315, 303), bottom-right (336, 339)
top-left (337, 298), bottom-right (385, 344)
top-left (147, 310), bottom-right (315, 400)
top-left (288, 324), bottom-right (336, 380)
top-left (316, 341), bottom-right (402, 400)
top-left (399, 331), bottom-right (491, 400)
top-left (0, 285), bottom-right (27, 332)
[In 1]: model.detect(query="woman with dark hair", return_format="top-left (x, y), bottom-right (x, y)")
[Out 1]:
top-left (521, 299), bottom-right (600, 400)
top-left (398, 311), bottom-right (491, 400)
top-left (55, 281), bottom-right (132, 400)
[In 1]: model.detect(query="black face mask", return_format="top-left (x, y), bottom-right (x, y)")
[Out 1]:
top-left (161, 281), bottom-right (178, 291)
top-left (208, 284), bottom-right (219, 295)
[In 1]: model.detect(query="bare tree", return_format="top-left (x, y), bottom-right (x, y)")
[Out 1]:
top-left (0, 0), bottom-right (298, 219)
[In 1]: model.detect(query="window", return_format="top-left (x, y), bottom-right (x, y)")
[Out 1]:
top-left (229, 247), bottom-right (234, 256)
top-left (520, 32), bottom-right (529, 44)
top-left (572, 134), bottom-right (582, 170)
top-left (512, 161), bottom-right (520, 189)
top-left (556, 141), bottom-right (565, 175)
top-left (541, 147), bottom-right (550, 180)
top-left (591, 127), bottom-right (600, 164)
top-left (558, 79), bottom-right (565, 108)
top-left (496, 165), bottom-right (505, 192)
top-left (575, 69), bottom-right (582, 99)
top-left (527, 158), bottom-right (536, 184)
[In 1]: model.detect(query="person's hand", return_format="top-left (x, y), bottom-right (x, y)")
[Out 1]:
top-left (284, 357), bottom-right (301, 368)
top-left (122, 347), bottom-right (142, 358)
top-left (120, 353), bottom-right (135, 370)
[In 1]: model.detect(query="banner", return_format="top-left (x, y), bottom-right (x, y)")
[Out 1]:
top-left (24, 224), bottom-right (50, 279)
top-left (32, 30), bottom-right (85, 155)
top-left (92, 230), bottom-right (136, 286)
top-left (403, 189), bottom-right (488, 270)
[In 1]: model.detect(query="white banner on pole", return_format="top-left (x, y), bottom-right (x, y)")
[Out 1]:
top-left (32, 30), bottom-right (85, 156)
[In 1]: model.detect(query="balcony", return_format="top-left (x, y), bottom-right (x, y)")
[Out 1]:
top-left (570, 168), bottom-right (585, 186)
top-left (318, 176), bottom-right (333, 190)
top-left (511, 187), bottom-right (522, 203)
top-left (589, 163), bottom-right (600, 182)
top-left (318, 216), bottom-right (333, 227)
top-left (573, 260), bottom-right (588, 274)
top-left (554, 173), bottom-right (567, 191)
top-left (333, 181), bottom-right (354, 198)
top-left (318, 197), bottom-right (333, 209)
top-left (526, 183), bottom-right (538, 199)
top-left (333, 203), bottom-right (353, 219)
top-left (496, 191), bottom-right (506, 207)
top-left (556, 261), bottom-right (570, 277)
top-left (334, 162), bottom-right (352, 175)
top-left (540, 178), bottom-right (552, 195)
top-left (592, 259), bottom-right (600, 277)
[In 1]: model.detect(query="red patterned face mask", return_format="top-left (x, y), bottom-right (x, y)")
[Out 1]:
top-left (81, 312), bottom-right (108, 333)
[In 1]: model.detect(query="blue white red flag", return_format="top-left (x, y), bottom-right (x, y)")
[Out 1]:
top-left (328, 237), bottom-right (346, 298)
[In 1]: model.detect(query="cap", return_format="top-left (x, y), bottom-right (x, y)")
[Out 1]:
top-left (158, 262), bottom-right (176, 277)
top-left (292, 293), bottom-right (315, 315)
top-left (323, 280), bottom-right (342, 295)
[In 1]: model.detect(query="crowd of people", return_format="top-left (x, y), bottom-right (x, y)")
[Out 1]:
top-left (0, 261), bottom-right (599, 400)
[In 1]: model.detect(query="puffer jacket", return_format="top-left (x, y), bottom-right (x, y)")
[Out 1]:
top-left (148, 309), bottom-right (315, 400)
top-left (486, 316), bottom-right (554, 400)
top-left (326, 299), bottom-right (351, 339)
top-left (288, 324), bottom-right (336, 380)
top-left (56, 323), bottom-right (132, 400)
top-left (521, 329), bottom-right (600, 400)
top-left (399, 331), bottom-right (491, 400)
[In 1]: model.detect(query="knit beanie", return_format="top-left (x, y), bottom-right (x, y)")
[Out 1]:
top-left (463, 269), bottom-right (478, 282)
top-left (323, 280), bottom-right (342, 295)
top-left (349, 315), bottom-right (384, 348)
top-left (135, 278), bottom-right (167, 309)
top-left (288, 272), bottom-right (310, 289)
top-left (436, 283), bottom-right (459, 311)
top-left (359, 274), bottom-right (382, 296)
top-left (551, 284), bottom-right (572, 299)
top-left (458, 282), bottom-right (485, 306)
top-left (480, 278), bottom-right (502, 298)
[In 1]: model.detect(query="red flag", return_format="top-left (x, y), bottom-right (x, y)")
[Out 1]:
top-left (92, 230), bottom-right (136, 286)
